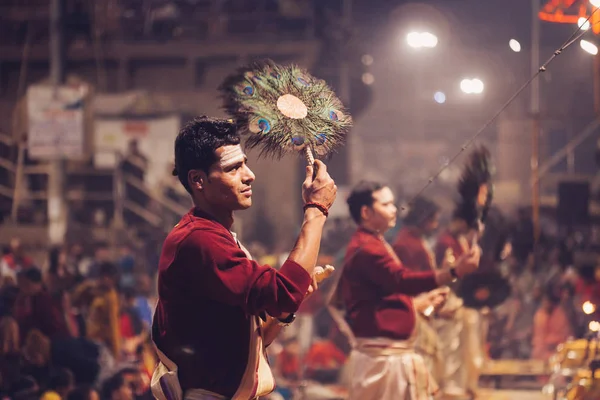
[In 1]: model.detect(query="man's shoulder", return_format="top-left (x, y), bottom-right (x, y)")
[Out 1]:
top-left (345, 231), bottom-right (386, 261)
top-left (435, 230), bottom-right (452, 243)
top-left (393, 228), bottom-right (419, 248)
top-left (164, 213), bottom-right (230, 247)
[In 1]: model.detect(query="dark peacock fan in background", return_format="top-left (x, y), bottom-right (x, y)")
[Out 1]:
top-left (219, 59), bottom-right (352, 164)
top-left (454, 146), bottom-right (511, 309)
top-left (453, 145), bottom-right (494, 238)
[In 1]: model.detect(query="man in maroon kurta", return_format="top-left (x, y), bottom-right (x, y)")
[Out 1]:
top-left (435, 229), bottom-right (470, 268)
top-left (334, 181), bottom-right (480, 400)
top-left (392, 196), bottom-right (445, 382)
top-left (432, 212), bottom-right (481, 398)
top-left (151, 117), bottom-right (337, 400)
top-left (393, 196), bottom-right (440, 273)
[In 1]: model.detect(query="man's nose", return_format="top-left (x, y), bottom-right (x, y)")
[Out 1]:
top-left (243, 165), bottom-right (255, 183)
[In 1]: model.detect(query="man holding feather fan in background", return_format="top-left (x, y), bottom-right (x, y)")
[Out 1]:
top-left (329, 180), bottom-right (481, 400)
top-left (433, 146), bottom-right (495, 399)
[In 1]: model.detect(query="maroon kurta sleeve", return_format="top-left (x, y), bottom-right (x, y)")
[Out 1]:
top-left (435, 232), bottom-right (465, 267)
top-left (355, 239), bottom-right (438, 297)
top-left (393, 229), bottom-right (435, 272)
top-left (176, 228), bottom-right (312, 317)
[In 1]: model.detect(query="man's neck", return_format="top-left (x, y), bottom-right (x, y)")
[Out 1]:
top-left (359, 222), bottom-right (387, 236)
top-left (406, 225), bottom-right (424, 237)
top-left (193, 201), bottom-right (234, 230)
top-left (448, 220), bottom-right (465, 235)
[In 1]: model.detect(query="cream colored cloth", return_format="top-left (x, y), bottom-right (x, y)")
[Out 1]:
top-left (345, 338), bottom-right (439, 400)
top-left (151, 232), bottom-right (274, 400)
top-left (432, 303), bottom-right (485, 395)
top-left (413, 313), bottom-right (442, 384)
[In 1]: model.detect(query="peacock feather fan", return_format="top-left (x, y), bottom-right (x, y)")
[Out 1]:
top-left (219, 59), bottom-right (352, 162)
top-left (453, 146), bottom-right (495, 229)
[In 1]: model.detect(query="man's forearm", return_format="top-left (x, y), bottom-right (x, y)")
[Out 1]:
top-left (434, 268), bottom-right (455, 286)
top-left (263, 317), bottom-right (284, 347)
top-left (287, 208), bottom-right (327, 276)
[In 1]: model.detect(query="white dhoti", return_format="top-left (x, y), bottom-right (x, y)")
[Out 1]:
top-left (413, 313), bottom-right (442, 384)
top-left (432, 297), bottom-right (485, 396)
top-left (346, 338), bottom-right (439, 400)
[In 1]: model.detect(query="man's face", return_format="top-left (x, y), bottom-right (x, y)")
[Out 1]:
top-left (18, 278), bottom-right (41, 296)
top-left (423, 212), bottom-right (440, 235)
top-left (201, 145), bottom-right (255, 211)
top-left (112, 383), bottom-right (134, 400)
top-left (364, 187), bottom-right (397, 232)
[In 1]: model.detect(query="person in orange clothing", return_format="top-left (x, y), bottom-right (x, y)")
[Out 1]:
top-left (532, 287), bottom-right (573, 361)
top-left (304, 336), bottom-right (346, 382)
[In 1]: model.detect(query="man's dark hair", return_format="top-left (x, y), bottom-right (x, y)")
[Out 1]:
top-left (346, 181), bottom-right (385, 224)
top-left (47, 367), bottom-right (74, 391)
top-left (98, 262), bottom-right (119, 281)
top-left (101, 372), bottom-right (126, 400)
top-left (173, 116), bottom-right (241, 193)
top-left (404, 196), bottom-right (439, 227)
top-left (122, 287), bottom-right (137, 300)
top-left (18, 268), bottom-right (42, 284)
top-left (67, 385), bottom-right (96, 400)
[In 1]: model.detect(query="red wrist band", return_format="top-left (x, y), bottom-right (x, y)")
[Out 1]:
top-left (303, 201), bottom-right (329, 217)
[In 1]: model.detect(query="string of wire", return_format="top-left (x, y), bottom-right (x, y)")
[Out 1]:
top-left (405, 8), bottom-right (600, 209)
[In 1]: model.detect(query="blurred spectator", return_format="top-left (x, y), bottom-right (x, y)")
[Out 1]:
top-left (117, 246), bottom-right (136, 289)
top-left (85, 244), bottom-right (111, 279)
top-left (0, 285), bottom-right (20, 355)
top-left (101, 372), bottom-right (134, 400)
top-left (132, 274), bottom-right (154, 329)
top-left (15, 269), bottom-right (70, 341)
top-left (40, 368), bottom-right (75, 400)
top-left (120, 367), bottom-right (152, 400)
top-left (1, 238), bottom-right (35, 283)
top-left (531, 287), bottom-right (573, 361)
top-left (511, 209), bottom-right (535, 263)
top-left (21, 330), bottom-right (52, 389)
top-left (66, 385), bottom-right (99, 400)
top-left (86, 262), bottom-right (121, 359)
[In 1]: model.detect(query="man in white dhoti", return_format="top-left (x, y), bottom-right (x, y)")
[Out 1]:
top-left (327, 181), bottom-right (481, 400)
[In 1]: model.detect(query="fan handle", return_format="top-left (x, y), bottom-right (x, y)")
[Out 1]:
top-left (304, 147), bottom-right (315, 165)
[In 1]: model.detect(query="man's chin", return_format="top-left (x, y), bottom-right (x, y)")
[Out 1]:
top-left (238, 199), bottom-right (252, 210)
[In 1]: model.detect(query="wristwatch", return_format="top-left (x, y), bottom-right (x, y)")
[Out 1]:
top-left (449, 267), bottom-right (459, 282)
top-left (277, 313), bottom-right (296, 327)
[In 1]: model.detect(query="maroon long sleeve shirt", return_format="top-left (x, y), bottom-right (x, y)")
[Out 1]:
top-left (152, 208), bottom-right (312, 396)
top-left (393, 227), bottom-right (436, 272)
top-left (434, 230), bottom-right (468, 267)
top-left (339, 228), bottom-right (439, 340)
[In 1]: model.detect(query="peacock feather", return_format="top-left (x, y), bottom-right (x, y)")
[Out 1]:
top-left (219, 59), bottom-right (352, 162)
top-left (454, 146), bottom-right (495, 229)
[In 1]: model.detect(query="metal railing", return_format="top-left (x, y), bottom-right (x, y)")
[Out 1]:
top-left (0, 143), bottom-right (188, 231)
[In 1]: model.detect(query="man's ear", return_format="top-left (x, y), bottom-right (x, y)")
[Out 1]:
top-left (188, 170), bottom-right (207, 191)
top-left (360, 205), bottom-right (371, 222)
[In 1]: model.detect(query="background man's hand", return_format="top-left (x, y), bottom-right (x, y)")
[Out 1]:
top-left (414, 287), bottom-right (450, 315)
top-left (306, 265), bottom-right (335, 296)
top-left (455, 246), bottom-right (481, 277)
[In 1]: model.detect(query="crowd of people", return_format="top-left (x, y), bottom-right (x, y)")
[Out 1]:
top-left (0, 200), bottom-right (598, 399)
top-left (0, 216), bottom-right (598, 399)
top-left (0, 239), bottom-right (157, 400)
